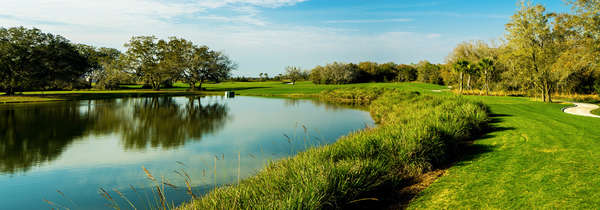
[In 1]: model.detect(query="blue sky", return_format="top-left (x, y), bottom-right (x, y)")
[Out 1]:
top-left (0, 0), bottom-right (569, 76)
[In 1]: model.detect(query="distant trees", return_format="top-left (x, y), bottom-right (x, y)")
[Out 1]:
top-left (120, 36), bottom-right (235, 91)
top-left (259, 73), bottom-right (269, 81)
top-left (309, 62), bottom-right (420, 85)
top-left (285, 66), bottom-right (302, 85)
top-left (0, 27), bottom-right (91, 95)
top-left (310, 62), bottom-right (360, 84)
top-left (396, 64), bottom-right (418, 82)
top-left (416, 61), bottom-right (443, 85)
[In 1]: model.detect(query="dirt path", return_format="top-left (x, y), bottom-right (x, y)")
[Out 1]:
top-left (563, 102), bottom-right (600, 118)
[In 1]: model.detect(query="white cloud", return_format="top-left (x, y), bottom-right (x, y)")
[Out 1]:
top-left (324, 18), bottom-right (413, 24)
top-left (426, 33), bottom-right (441, 38)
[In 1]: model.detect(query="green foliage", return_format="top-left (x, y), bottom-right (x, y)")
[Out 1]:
top-left (285, 66), bottom-right (302, 85)
top-left (309, 62), bottom-right (419, 85)
top-left (182, 89), bottom-right (488, 209)
top-left (310, 62), bottom-right (360, 84)
top-left (416, 61), bottom-right (443, 85)
top-left (0, 27), bottom-right (91, 94)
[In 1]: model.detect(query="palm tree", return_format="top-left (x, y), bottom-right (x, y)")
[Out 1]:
top-left (465, 62), bottom-right (478, 91)
top-left (478, 58), bottom-right (495, 96)
top-left (453, 59), bottom-right (470, 94)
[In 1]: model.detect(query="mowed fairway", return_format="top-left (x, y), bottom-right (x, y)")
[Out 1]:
top-left (409, 95), bottom-right (600, 209)
top-left (203, 81), bottom-right (447, 96)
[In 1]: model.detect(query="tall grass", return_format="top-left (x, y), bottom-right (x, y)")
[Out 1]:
top-left (180, 89), bottom-right (489, 209)
top-left (319, 87), bottom-right (386, 105)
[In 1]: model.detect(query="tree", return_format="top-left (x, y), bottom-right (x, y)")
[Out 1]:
top-left (464, 62), bottom-right (478, 90)
top-left (180, 44), bottom-right (236, 91)
top-left (416, 60), bottom-right (442, 84)
top-left (75, 44), bottom-right (123, 88)
top-left (123, 36), bottom-right (173, 90)
top-left (285, 66), bottom-right (302, 85)
top-left (504, 2), bottom-right (561, 102)
top-left (396, 64), bottom-right (418, 82)
top-left (478, 58), bottom-right (496, 95)
top-left (453, 60), bottom-right (470, 94)
top-left (0, 27), bottom-right (91, 95)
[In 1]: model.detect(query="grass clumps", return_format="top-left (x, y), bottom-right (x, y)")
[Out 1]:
top-left (181, 89), bottom-right (488, 209)
top-left (319, 88), bottom-right (386, 104)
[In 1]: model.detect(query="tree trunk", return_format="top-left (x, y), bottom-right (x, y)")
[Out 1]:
top-left (198, 80), bottom-right (204, 91)
top-left (153, 81), bottom-right (161, 91)
top-left (467, 75), bottom-right (471, 90)
top-left (485, 70), bottom-right (489, 96)
top-left (6, 87), bottom-right (15, 96)
top-left (459, 72), bottom-right (464, 94)
top-left (189, 82), bottom-right (196, 91)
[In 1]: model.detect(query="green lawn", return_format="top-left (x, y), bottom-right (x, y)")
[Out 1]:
top-left (0, 96), bottom-right (63, 103)
top-left (593, 107), bottom-right (600, 116)
top-left (408, 95), bottom-right (600, 209)
top-left (203, 81), bottom-right (447, 96)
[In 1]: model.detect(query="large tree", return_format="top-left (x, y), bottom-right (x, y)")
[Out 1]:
top-left (123, 36), bottom-right (181, 90)
top-left (504, 2), bottom-right (561, 102)
top-left (0, 27), bottom-right (90, 95)
top-left (180, 44), bottom-right (235, 91)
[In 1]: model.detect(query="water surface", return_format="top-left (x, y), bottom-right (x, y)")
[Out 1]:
top-left (0, 96), bottom-right (373, 209)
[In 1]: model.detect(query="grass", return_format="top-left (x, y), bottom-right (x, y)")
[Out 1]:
top-left (179, 89), bottom-right (488, 209)
top-left (201, 81), bottom-right (446, 96)
top-left (408, 95), bottom-right (600, 209)
top-left (0, 96), bottom-right (63, 103)
top-left (592, 106), bottom-right (600, 116)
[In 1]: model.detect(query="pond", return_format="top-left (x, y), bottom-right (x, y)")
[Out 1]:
top-left (0, 96), bottom-right (374, 209)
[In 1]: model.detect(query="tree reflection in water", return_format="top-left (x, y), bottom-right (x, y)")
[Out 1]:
top-left (0, 96), bottom-right (229, 173)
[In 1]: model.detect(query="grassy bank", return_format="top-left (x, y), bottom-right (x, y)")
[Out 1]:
top-left (0, 90), bottom-right (220, 104)
top-left (179, 89), bottom-right (488, 209)
top-left (593, 107), bottom-right (600, 116)
top-left (0, 96), bottom-right (63, 103)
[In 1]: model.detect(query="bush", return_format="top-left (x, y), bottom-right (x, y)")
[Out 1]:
top-left (182, 89), bottom-right (488, 209)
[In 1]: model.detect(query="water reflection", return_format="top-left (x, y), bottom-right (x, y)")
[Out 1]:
top-left (0, 96), bottom-right (229, 173)
top-left (0, 104), bottom-right (91, 174)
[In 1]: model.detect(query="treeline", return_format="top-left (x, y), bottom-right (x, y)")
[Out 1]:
top-left (442, 1), bottom-right (600, 102)
top-left (304, 1), bottom-right (600, 102)
top-left (0, 27), bottom-right (235, 95)
top-left (308, 62), bottom-right (420, 84)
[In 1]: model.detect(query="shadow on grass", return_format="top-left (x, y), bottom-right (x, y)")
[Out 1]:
top-left (347, 111), bottom-right (514, 210)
